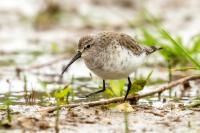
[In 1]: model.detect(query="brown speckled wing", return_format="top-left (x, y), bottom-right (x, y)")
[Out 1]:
top-left (117, 33), bottom-right (144, 55)
top-left (97, 31), bottom-right (161, 56)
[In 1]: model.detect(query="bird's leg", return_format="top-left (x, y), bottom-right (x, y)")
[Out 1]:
top-left (84, 80), bottom-right (106, 97)
top-left (124, 76), bottom-right (132, 101)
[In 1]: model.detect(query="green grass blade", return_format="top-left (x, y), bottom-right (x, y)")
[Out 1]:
top-left (160, 29), bottom-right (200, 69)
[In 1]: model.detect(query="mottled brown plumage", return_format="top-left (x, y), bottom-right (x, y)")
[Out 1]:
top-left (62, 31), bottom-right (162, 101)
top-left (78, 31), bottom-right (161, 56)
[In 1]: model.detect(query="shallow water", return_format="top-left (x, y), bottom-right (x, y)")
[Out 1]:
top-left (0, 0), bottom-right (199, 102)
top-left (0, 0), bottom-right (200, 132)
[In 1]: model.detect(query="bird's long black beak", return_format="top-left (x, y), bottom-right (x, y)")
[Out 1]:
top-left (61, 51), bottom-right (82, 76)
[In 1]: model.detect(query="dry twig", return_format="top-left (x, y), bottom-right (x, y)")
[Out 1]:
top-left (40, 75), bottom-right (200, 113)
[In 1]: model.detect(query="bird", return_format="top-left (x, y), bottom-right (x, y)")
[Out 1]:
top-left (61, 31), bottom-right (162, 101)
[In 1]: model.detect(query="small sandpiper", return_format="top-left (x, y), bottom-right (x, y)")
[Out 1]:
top-left (61, 31), bottom-right (162, 101)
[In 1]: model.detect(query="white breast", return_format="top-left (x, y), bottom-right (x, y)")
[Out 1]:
top-left (85, 43), bottom-right (146, 80)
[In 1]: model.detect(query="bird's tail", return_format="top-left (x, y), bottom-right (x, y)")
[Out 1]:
top-left (145, 46), bottom-right (163, 55)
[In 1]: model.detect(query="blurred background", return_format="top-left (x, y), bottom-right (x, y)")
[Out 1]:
top-left (0, 1), bottom-right (200, 132)
top-left (0, 0), bottom-right (199, 94)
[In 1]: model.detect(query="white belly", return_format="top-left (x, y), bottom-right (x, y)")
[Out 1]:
top-left (84, 44), bottom-right (146, 80)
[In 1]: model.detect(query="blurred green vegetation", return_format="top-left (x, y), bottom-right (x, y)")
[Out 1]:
top-left (105, 80), bottom-right (126, 97)
top-left (135, 9), bottom-right (200, 71)
top-left (139, 27), bottom-right (200, 68)
top-left (104, 71), bottom-right (152, 97)
top-left (54, 87), bottom-right (72, 105)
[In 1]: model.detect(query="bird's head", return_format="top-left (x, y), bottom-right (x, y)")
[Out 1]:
top-left (61, 35), bottom-right (95, 76)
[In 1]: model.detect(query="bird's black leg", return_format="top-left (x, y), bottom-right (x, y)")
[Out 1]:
top-left (124, 76), bottom-right (132, 101)
top-left (84, 80), bottom-right (106, 97)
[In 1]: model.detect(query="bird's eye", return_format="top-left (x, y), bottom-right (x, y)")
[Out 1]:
top-left (85, 44), bottom-right (91, 49)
